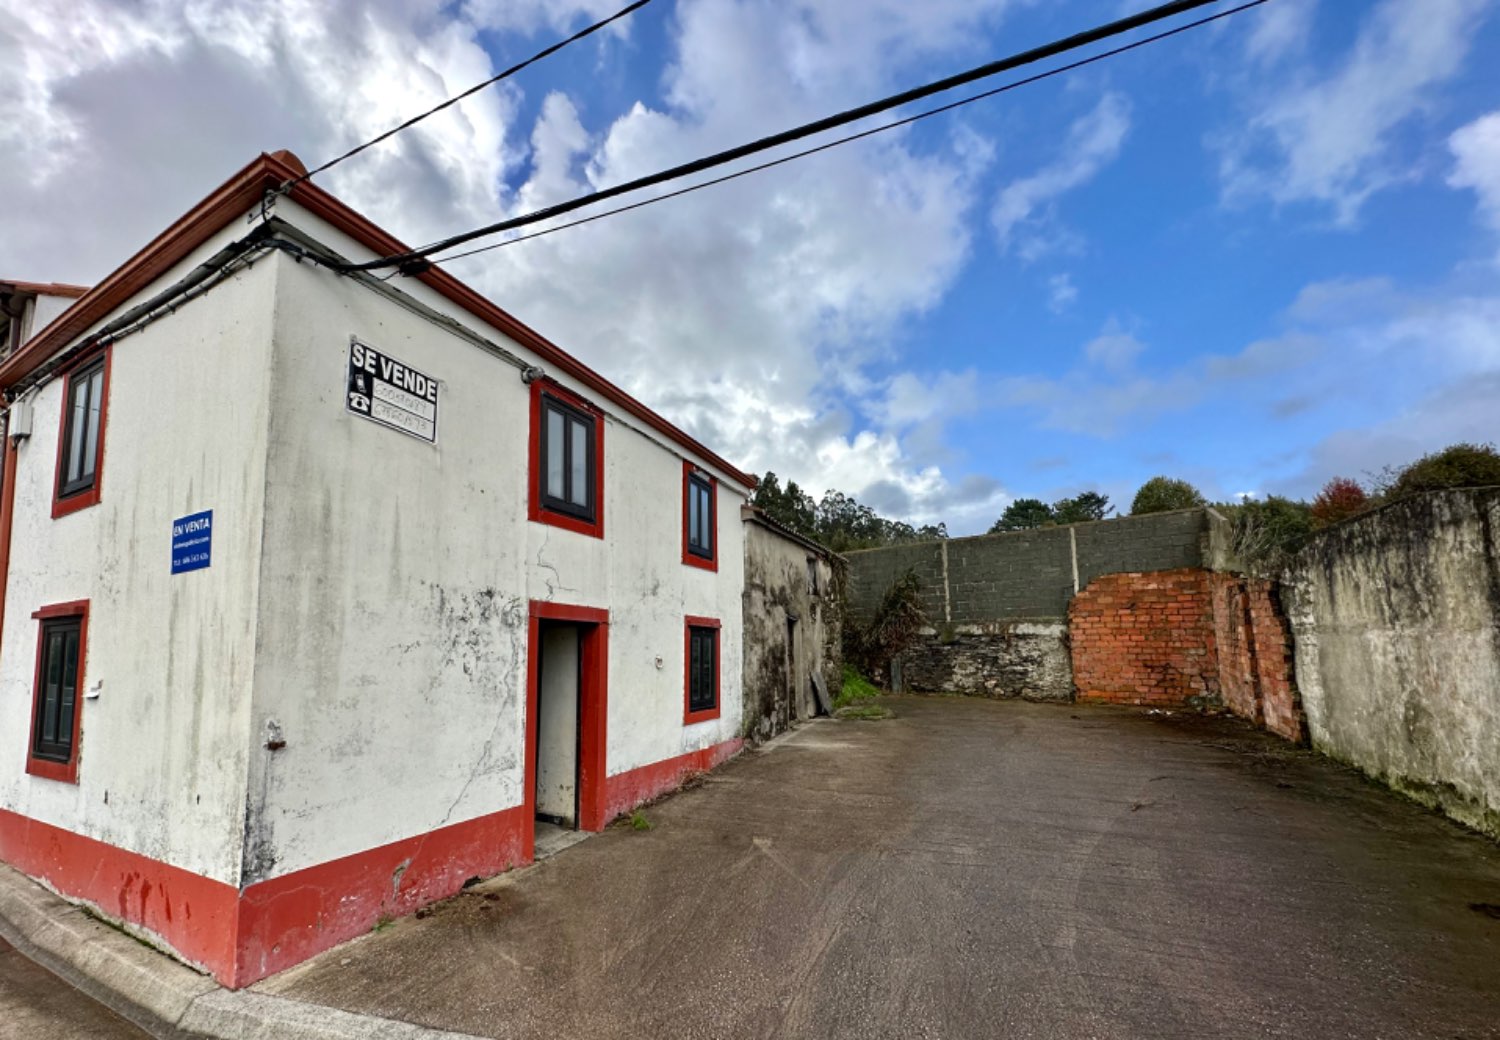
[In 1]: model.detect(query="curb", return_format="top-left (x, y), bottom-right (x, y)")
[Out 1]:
top-left (0, 865), bottom-right (484, 1040)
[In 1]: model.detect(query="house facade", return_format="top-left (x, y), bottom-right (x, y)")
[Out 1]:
top-left (0, 152), bottom-right (753, 987)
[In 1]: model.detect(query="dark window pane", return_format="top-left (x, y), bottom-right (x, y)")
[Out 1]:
top-left (539, 397), bottom-right (597, 523)
top-left (34, 618), bottom-right (81, 763)
top-left (689, 627), bottom-right (717, 712)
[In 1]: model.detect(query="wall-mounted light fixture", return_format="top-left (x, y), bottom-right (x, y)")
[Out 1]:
top-left (520, 365), bottom-right (545, 385)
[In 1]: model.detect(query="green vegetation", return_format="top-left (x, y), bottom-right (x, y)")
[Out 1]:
top-left (629, 810), bottom-right (653, 832)
top-left (1380, 442), bottom-right (1500, 499)
top-left (751, 472), bottom-right (947, 552)
top-left (989, 491), bottom-right (1112, 532)
top-left (835, 664), bottom-right (882, 709)
top-left (1130, 476), bottom-right (1206, 515)
top-left (845, 569), bottom-right (926, 679)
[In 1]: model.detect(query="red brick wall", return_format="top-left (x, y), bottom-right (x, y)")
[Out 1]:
top-left (1069, 569), bottom-right (1219, 707)
top-left (1069, 567), bottom-right (1303, 741)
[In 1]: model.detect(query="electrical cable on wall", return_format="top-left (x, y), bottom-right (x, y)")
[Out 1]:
top-left (339, 0), bottom-right (1264, 273)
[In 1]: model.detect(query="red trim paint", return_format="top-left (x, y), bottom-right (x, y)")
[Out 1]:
top-left (683, 615), bottom-right (722, 725)
top-left (26, 600), bottom-right (89, 784)
top-left (0, 432), bottom-right (17, 659)
top-left (0, 808), bottom-right (240, 980)
top-left (603, 738), bottom-right (743, 823)
top-left (527, 379), bottom-right (605, 540)
top-left (0, 801), bottom-right (530, 989)
top-left (681, 461), bottom-right (718, 572)
top-left (526, 601), bottom-right (610, 838)
top-left (235, 803), bottom-right (528, 987)
top-left (50, 344), bottom-right (111, 520)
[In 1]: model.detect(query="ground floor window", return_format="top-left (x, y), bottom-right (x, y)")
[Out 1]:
top-left (28, 602), bottom-right (88, 782)
top-left (684, 617), bottom-right (721, 723)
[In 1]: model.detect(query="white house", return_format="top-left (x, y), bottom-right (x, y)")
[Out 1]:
top-left (0, 151), bottom-right (755, 987)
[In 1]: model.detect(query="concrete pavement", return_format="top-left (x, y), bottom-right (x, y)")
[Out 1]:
top-left (256, 697), bottom-right (1500, 1039)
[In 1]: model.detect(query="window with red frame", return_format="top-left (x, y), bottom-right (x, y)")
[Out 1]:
top-left (685, 619), bottom-right (719, 722)
top-left (684, 466), bottom-right (715, 566)
top-left (58, 355), bottom-right (106, 502)
top-left (29, 603), bottom-right (88, 782)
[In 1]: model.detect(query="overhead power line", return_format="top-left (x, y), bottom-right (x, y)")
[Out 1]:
top-left (340, 0), bottom-right (1254, 274)
top-left (272, 0), bottom-right (653, 199)
top-left (434, 0), bottom-right (1268, 265)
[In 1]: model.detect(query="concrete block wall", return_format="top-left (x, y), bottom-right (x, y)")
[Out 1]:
top-left (846, 509), bottom-right (1208, 626)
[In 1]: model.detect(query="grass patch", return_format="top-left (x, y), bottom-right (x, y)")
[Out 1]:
top-left (628, 810), bottom-right (653, 832)
top-left (835, 665), bottom-right (882, 709)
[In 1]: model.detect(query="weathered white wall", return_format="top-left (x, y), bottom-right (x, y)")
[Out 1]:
top-left (246, 203), bottom-right (745, 880)
top-left (536, 625), bottom-right (579, 824)
top-left (1284, 488), bottom-right (1500, 839)
top-left (0, 239), bottom-right (276, 885)
top-left (742, 518), bottom-right (840, 741)
top-left (29, 293), bottom-right (75, 340)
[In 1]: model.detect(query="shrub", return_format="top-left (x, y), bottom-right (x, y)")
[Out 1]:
top-left (1309, 476), bottom-right (1369, 529)
top-left (1130, 476), bottom-right (1206, 515)
top-left (846, 569), bottom-right (926, 678)
top-left (1384, 442), bottom-right (1500, 500)
top-left (1226, 495), bottom-right (1313, 575)
top-left (990, 498), bottom-right (1053, 532)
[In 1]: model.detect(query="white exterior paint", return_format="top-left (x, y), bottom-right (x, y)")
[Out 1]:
top-left (245, 208), bottom-right (746, 879)
top-left (2, 192), bottom-right (748, 899)
top-left (0, 231), bottom-right (277, 885)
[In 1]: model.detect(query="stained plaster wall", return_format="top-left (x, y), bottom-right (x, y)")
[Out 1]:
top-left (741, 512), bottom-right (841, 740)
top-left (246, 213), bottom-right (746, 882)
top-left (0, 232), bottom-right (276, 886)
top-left (1284, 488), bottom-right (1500, 839)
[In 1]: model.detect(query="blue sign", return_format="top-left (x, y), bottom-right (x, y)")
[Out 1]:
top-left (171, 510), bottom-right (213, 575)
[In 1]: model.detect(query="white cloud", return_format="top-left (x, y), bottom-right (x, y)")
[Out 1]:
top-left (991, 91), bottom-right (1131, 258)
top-left (0, 0), bottom-right (1026, 529)
top-left (1046, 273), bottom-right (1077, 313)
top-left (1449, 110), bottom-right (1500, 239)
top-left (1219, 0), bottom-right (1492, 224)
top-left (1242, 0), bottom-right (1316, 67)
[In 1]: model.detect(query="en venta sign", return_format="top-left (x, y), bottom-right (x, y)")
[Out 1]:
top-left (345, 340), bottom-right (440, 444)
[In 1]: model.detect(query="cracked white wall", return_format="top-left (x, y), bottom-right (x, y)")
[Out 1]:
top-left (246, 203), bottom-right (746, 880)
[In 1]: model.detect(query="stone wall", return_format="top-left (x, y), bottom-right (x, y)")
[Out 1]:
top-left (1284, 487), bottom-right (1500, 839)
top-left (893, 621), bottom-right (1072, 701)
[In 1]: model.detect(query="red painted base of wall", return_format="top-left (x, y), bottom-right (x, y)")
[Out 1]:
top-left (0, 808), bottom-right (240, 976)
top-left (0, 737), bottom-right (743, 989)
top-left (603, 739), bottom-right (744, 822)
top-left (234, 803), bottom-right (528, 987)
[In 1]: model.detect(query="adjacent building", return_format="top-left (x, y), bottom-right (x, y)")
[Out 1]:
top-left (0, 151), bottom-right (757, 987)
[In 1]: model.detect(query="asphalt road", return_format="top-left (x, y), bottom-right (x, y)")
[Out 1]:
top-left (0, 935), bottom-right (151, 1040)
top-left (259, 696), bottom-right (1500, 1040)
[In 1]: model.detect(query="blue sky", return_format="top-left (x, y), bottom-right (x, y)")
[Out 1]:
top-left (4, 0), bottom-right (1499, 532)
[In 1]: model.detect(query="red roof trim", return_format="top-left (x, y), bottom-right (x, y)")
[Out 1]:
top-left (0, 281), bottom-right (89, 299)
top-left (0, 151), bottom-right (754, 489)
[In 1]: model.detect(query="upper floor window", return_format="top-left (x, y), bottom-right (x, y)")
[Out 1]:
top-left (53, 350), bottom-right (110, 518)
top-left (529, 380), bottom-right (604, 539)
top-left (682, 462), bottom-right (716, 570)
